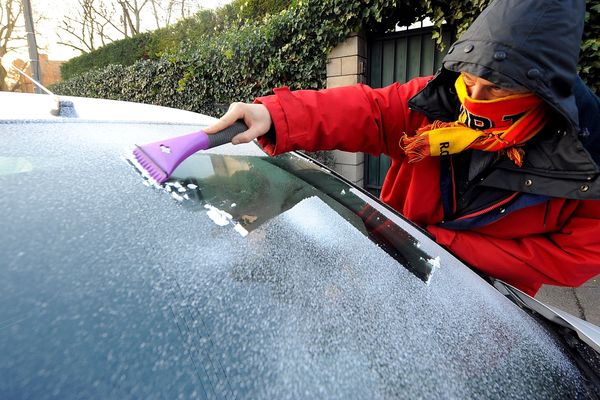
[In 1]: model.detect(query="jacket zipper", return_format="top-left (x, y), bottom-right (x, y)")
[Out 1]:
top-left (453, 192), bottom-right (520, 221)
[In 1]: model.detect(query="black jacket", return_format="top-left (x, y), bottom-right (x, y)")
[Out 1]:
top-left (408, 0), bottom-right (600, 207)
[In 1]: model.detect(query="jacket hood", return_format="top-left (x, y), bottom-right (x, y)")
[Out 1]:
top-left (442, 0), bottom-right (586, 130)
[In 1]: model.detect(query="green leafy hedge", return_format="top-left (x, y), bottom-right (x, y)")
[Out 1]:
top-left (60, 33), bottom-right (154, 81)
top-left (580, 2), bottom-right (600, 86)
top-left (59, 0), bottom-right (292, 80)
top-left (60, 12), bottom-right (215, 81)
top-left (53, 0), bottom-right (599, 119)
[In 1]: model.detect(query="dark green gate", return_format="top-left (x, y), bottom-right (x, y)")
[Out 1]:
top-left (364, 26), bottom-right (453, 196)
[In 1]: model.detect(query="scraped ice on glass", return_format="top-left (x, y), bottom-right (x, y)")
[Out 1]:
top-left (122, 152), bottom-right (163, 189)
top-left (234, 223), bottom-right (249, 237)
top-left (204, 204), bottom-right (232, 227)
top-left (427, 256), bottom-right (441, 270)
top-left (425, 256), bottom-right (441, 284)
top-left (170, 192), bottom-right (184, 202)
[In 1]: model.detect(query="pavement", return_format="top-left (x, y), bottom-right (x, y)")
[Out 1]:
top-left (535, 276), bottom-right (600, 326)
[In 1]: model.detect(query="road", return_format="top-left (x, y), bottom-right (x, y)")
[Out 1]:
top-left (535, 277), bottom-right (600, 326)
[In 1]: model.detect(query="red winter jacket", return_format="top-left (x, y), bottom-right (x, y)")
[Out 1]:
top-left (255, 77), bottom-right (600, 296)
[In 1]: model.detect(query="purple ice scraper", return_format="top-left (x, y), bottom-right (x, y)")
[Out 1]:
top-left (130, 121), bottom-right (248, 184)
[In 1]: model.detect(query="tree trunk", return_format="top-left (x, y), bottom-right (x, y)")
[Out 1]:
top-left (0, 64), bottom-right (9, 91)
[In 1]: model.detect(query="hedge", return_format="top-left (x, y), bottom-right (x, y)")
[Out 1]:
top-left (60, 33), bottom-right (152, 81)
top-left (59, 0), bottom-right (293, 80)
top-left (52, 0), bottom-right (599, 120)
top-left (580, 2), bottom-right (600, 84)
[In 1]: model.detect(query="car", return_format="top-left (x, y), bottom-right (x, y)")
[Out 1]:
top-left (1, 90), bottom-right (599, 399)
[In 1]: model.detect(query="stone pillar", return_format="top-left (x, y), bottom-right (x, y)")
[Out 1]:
top-left (326, 32), bottom-right (367, 187)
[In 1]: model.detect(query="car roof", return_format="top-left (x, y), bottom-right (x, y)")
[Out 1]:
top-left (0, 93), bottom-right (595, 399)
top-left (0, 91), bottom-right (217, 125)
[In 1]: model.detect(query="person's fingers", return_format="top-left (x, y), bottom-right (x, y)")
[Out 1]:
top-left (231, 128), bottom-right (263, 144)
top-left (203, 102), bottom-right (245, 134)
top-left (204, 102), bottom-right (272, 145)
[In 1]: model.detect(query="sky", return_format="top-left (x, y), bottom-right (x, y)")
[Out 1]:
top-left (7, 0), bottom-right (232, 63)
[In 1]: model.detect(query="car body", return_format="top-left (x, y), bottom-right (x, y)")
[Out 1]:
top-left (1, 92), bottom-right (599, 399)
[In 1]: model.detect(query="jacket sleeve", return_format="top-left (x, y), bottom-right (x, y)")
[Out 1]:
top-left (254, 78), bottom-right (430, 157)
top-left (427, 200), bottom-right (600, 296)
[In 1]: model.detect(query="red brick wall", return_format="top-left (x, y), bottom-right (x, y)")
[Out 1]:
top-left (12, 54), bottom-right (64, 93)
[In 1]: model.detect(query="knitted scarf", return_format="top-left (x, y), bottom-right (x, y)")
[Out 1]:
top-left (400, 76), bottom-right (547, 166)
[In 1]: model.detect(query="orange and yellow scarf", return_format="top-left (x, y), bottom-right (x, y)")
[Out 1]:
top-left (400, 76), bottom-right (547, 166)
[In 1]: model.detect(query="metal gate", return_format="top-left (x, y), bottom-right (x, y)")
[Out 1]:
top-left (364, 26), bottom-right (453, 196)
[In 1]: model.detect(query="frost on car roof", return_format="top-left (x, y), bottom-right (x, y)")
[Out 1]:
top-left (0, 91), bottom-right (217, 125)
top-left (0, 121), bottom-right (593, 399)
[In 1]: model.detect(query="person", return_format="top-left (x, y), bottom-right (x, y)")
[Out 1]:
top-left (205, 0), bottom-right (600, 296)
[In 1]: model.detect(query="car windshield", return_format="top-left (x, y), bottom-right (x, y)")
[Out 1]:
top-left (0, 121), bottom-right (593, 399)
top-left (167, 151), bottom-right (436, 282)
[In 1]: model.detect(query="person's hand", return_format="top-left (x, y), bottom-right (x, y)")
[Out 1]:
top-left (204, 102), bottom-right (272, 145)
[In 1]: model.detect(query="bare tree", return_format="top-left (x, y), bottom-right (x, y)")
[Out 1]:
top-left (58, 0), bottom-right (117, 52)
top-left (170, 0), bottom-right (198, 21)
top-left (59, 0), bottom-right (202, 55)
top-left (149, 0), bottom-right (163, 29)
top-left (0, 0), bottom-right (24, 91)
top-left (117, 0), bottom-right (150, 36)
top-left (149, 0), bottom-right (197, 28)
top-left (7, 59), bottom-right (29, 92)
top-left (60, 0), bottom-right (151, 51)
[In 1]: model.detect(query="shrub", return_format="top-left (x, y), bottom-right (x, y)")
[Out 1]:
top-left (53, 0), bottom-right (599, 119)
top-left (60, 33), bottom-right (155, 81)
top-left (580, 2), bottom-right (600, 90)
top-left (59, 0), bottom-right (293, 80)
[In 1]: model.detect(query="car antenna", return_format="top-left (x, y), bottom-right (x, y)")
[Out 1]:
top-left (10, 64), bottom-right (77, 117)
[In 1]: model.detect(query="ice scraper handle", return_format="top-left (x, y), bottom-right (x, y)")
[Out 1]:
top-left (130, 120), bottom-right (249, 184)
top-left (206, 120), bottom-right (248, 148)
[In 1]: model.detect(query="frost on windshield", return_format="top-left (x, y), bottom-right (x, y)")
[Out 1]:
top-left (194, 190), bottom-right (588, 400)
top-left (126, 151), bottom-right (438, 282)
top-left (0, 157), bottom-right (34, 176)
top-left (0, 123), bottom-right (591, 399)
